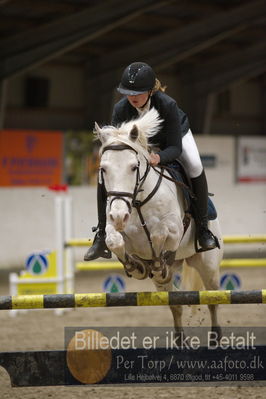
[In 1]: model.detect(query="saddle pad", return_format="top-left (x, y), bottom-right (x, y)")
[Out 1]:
top-left (163, 162), bottom-right (217, 221)
top-left (207, 197), bottom-right (217, 220)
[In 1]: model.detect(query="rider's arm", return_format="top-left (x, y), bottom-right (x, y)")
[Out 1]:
top-left (156, 100), bottom-right (183, 165)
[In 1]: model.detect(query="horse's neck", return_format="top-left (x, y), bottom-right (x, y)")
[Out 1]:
top-left (139, 161), bottom-right (185, 218)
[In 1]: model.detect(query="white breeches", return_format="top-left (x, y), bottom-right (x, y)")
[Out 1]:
top-left (179, 129), bottom-right (203, 178)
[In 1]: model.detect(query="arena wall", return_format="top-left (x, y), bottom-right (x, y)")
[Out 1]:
top-left (0, 136), bottom-right (265, 269)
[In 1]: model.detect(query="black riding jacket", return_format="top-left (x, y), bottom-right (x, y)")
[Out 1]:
top-left (111, 90), bottom-right (190, 165)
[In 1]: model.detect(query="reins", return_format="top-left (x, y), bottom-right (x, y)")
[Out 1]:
top-left (151, 164), bottom-right (195, 199)
top-left (132, 171), bottom-right (163, 262)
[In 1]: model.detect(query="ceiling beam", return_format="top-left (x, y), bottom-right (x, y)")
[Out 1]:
top-left (0, 0), bottom-right (11, 5)
top-left (4, 0), bottom-right (85, 14)
top-left (89, 0), bottom-right (266, 88)
top-left (0, 0), bottom-right (173, 79)
top-left (190, 41), bottom-right (266, 94)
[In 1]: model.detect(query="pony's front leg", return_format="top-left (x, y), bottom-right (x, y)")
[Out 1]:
top-left (149, 221), bottom-right (179, 281)
top-left (105, 223), bottom-right (126, 262)
top-left (150, 224), bottom-right (168, 272)
top-left (150, 223), bottom-right (167, 247)
top-left (105, 224), bottom-right (148, 280)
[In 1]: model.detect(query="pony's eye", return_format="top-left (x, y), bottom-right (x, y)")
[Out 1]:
top-left (131, 165), bottom-right (138, 172)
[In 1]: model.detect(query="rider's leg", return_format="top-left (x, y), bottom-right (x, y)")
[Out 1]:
top-left (179, 130), bottom-right (216, 250)
top-left (190, 170), bottom-right (217, 250)
top-left (84, 182), bottom-right (111, 261)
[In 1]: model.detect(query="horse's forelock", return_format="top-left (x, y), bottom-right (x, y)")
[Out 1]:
top-left (98, 108), bottom-right (161, 158)
top-left (121, 108), bottom-right (162, 142)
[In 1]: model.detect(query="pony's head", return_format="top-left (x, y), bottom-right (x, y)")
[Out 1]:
top-left (94, 108), bottom-right (162, 232)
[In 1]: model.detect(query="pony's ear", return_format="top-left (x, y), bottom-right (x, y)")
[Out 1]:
top-left (129, 124), bottom-right (139, 142)
top-left (94, 122), bottom-right (108, 143)
top-left (94, 122), bottom-right (101, 132)
top-left (94, 121), bottom-right (101, 134)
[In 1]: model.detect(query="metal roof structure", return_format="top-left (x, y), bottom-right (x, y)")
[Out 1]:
top-left (0, 0), bottom-right (265, 130)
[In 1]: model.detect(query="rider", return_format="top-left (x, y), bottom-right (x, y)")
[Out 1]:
top-left (84, 61), bottom-right (217, 261)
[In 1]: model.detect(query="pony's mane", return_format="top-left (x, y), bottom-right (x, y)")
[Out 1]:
top-left (95, 108), bottom-right (163, 158)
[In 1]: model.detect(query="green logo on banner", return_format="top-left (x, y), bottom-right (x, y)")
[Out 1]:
top-left (220, 273), bottom-right (241, 290)
top-left (25, 253), bottom-right (49, 275)
top-left (103, 275), bottom-right (125, 293)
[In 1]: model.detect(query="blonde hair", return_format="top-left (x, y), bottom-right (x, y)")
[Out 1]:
top-left (152, 78), bottom-right (167, 93)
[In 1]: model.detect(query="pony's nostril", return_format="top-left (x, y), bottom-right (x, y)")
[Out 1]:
top-left (110, 213), bottom-right (114, 222)
top-left (123, 213), bottom-right (129, 223)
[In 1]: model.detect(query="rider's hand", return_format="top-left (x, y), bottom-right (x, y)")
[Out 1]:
top-left (150, 152), bottom-right (160, 166)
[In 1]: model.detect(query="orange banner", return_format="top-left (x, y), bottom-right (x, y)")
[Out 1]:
top-left (0, 130), bottom-right (64, 186)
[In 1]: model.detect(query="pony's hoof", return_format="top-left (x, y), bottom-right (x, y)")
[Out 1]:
top-left (151, 267), bottom-right (172, 284)
top-left (125, 270), bottom-right (132, 278)
top-left (124, 255), bottom-right (149, 280)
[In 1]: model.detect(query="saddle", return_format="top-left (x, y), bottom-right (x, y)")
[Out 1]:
top-left (160, 160), bottom-right (217, 221)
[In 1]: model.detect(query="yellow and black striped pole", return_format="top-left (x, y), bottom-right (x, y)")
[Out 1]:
top-left (66, 235), bottom-right (266, 247)
top-left (0, 290), bottom-right (266, 310)
top-left (76, 258), bottom-right (266, 271)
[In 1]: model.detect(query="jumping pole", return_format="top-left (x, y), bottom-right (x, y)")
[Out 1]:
top-left (1, 290), bottom-right (266, 310)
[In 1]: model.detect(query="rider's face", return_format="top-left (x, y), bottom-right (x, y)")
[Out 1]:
top-left (127, 92), bottom-right (150, 108)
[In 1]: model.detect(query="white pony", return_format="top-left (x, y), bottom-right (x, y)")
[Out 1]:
top-left (95, 108), bottom-right (223, 337)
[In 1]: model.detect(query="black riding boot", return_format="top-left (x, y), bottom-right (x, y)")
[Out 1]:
top-left (84, 183), bottom-right (111, 261)
top-left (191, 170), bottom-right (217, 251)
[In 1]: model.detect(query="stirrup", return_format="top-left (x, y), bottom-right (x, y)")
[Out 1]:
top-left (84, 245), bottom-right (111, 261)
top-left (195, 229), bottom-right (220, 253)
top-left (83, 231), bottom-right (111, 261)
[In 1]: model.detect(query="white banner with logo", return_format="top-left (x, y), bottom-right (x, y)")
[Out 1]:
top-left (237, 136), bottom-right (266, 183)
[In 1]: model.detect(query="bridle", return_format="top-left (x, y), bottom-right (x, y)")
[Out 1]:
top-left (100, 143), bottom-right (163, 260)
top-left (100, 144), bottom-right (143, 214)
top-left (101, 144), bottom-right (149, 213)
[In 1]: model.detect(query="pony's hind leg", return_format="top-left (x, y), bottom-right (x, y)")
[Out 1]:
top-left (152, 276), bottom-right (184, 341)
top-left (185, 250), bottom-right (222, 340)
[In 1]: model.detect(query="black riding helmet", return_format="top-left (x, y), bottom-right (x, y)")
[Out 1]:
top-left (117, 62), bottom-right (156, 95)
